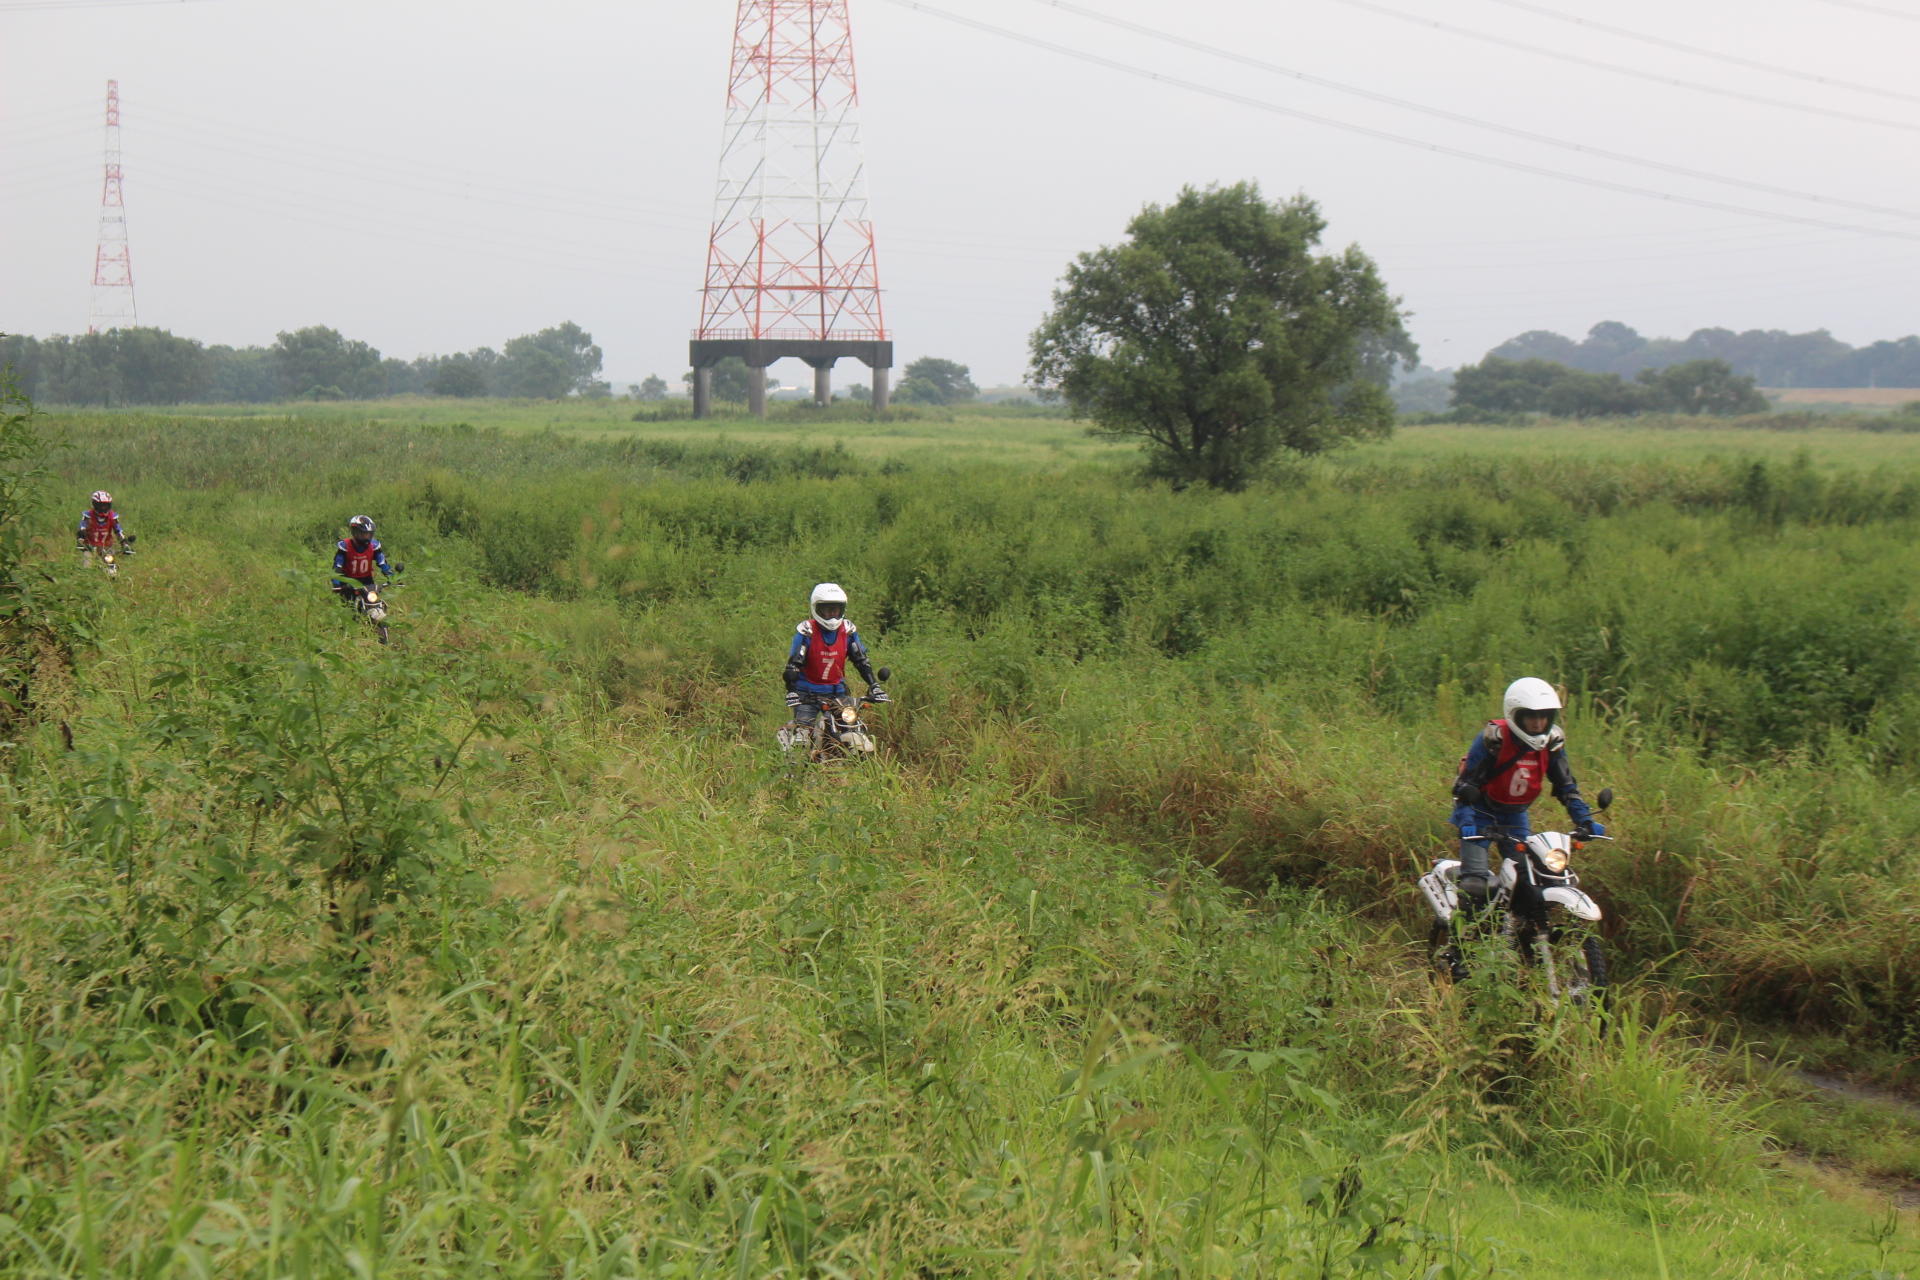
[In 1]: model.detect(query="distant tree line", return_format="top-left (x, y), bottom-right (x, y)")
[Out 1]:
top-left (0, 322), bottom-right (606, 405)
top-left (1450, 356), bottom-right (1769, 417)
top-left (1491, 321), bottom-right (1920, 388)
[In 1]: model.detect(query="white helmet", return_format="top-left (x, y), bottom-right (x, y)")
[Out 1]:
top-left (809, 582), bottom-right (849, 632)
top-left (1503, 677), bottom-right (1563, 750)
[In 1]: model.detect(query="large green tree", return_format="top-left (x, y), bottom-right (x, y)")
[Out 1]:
top-left (1029, 183), bottom-right (1414, 490)
top-left (497, 322), bottom-right (602, 398)
top-left (1635, 359), bottom-right (1768, 415)
top-left (894, 357), bottom-right (977, 406)
top-left (272, 327), bottom-right (385, 400)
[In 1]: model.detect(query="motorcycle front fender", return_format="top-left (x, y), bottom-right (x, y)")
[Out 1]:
top-left (1542, 885), bottom-right (1602, 922)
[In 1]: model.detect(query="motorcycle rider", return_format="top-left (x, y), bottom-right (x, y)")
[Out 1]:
top-left (330, 514), bottom-right (397, 602)
top-left (76, 490), bottom-right (132, 558)
top-left (782, 582), bottom-right (886, 730)
top-left (1450, 677), bottom-right (1602, 923)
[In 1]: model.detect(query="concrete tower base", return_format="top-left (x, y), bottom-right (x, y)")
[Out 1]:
top-left (689, 338), bottom-right (894, 419)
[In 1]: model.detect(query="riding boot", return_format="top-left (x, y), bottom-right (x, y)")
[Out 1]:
top-left (1455, 838), bottom-right (1494, 936)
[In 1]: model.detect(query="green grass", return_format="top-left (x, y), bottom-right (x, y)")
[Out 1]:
top-left (1384, 419), bottom-right (1920, 469)
top-left (3, 404), bottom-right (1917, 1275)
top-left (130, 396), bottom-right (1121, 468)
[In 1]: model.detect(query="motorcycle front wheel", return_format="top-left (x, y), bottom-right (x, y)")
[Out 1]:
top-left (376, 623), bottom-right (390, 645)
top-left (1428, 920), bottom-right (1467, 984)
top-left (1564, 933), bottom-right (1608, 1002)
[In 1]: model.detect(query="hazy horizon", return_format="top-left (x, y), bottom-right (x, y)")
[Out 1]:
top-left (6, 0), bottom-right (1917, 387)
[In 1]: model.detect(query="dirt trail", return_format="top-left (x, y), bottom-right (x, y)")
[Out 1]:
top-left (1775, 1063), bottom-right (1920, 1210)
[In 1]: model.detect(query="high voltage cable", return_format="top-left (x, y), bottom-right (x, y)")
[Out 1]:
top-left (0, 0), bottom-right (211, 10)
top-left (1028, 0), bottom-right (1920, 220)
top-left (1476, 0), bottom-right (1920, 106)
top-left (881, 0), bottom-right (1920, 245)
top-left (1319, 0), bottom-right (1920, 133)
top-left (1812, 0), bottom-right (1920, 18)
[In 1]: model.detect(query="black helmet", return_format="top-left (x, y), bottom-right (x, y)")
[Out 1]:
top-left (347, 515), bottom-right (375, 542)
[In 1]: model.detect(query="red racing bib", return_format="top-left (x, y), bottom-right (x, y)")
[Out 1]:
top-left (339, 539), bottom-right (378, 579)
top-left (81, 511), bottom-right (116, 548)
top-left (798, 619), bottom-right (851, 686)
top-left (1482, 718), bottom-right (1549, 808)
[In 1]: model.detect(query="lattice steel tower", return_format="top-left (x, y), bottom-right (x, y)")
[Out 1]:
top-left (691, 0), bottom-right (893, 417)
top-left (87, 79), bottom-right (138, 335)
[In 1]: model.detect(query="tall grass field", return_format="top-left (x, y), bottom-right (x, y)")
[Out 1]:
top-left (2, 399), bottom-right (1916, 1276)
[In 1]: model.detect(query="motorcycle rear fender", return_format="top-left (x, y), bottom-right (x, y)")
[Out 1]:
top-left (1542, 886), bottom-right (1602, 922)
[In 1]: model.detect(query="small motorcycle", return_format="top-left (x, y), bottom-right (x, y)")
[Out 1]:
top-left (345, 575), bottom-right (404, 644)
top-left (1418, 788), bottom-right (1614, 1004)
top-left (777, 666), bottom-right (892, 761)
top-left (80, 534), bottom-right (135, 578)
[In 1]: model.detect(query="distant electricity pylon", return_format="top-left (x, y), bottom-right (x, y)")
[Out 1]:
top-left (87, 79), bottom-right (138, 335)
top-left (690, 0), bottom-right (893, 418)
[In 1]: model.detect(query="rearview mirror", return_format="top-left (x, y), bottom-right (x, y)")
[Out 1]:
top-left (876, 666), bottom-right (891, 682)
top-left (1596, 787), bottom-right (1614, 811)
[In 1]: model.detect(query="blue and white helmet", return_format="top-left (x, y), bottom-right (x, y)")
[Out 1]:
top-left (810, 582), bottom-right (848, 632)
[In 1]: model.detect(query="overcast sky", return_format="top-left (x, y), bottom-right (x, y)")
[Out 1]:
top-left (4, 0), bottom-right (1918, 386)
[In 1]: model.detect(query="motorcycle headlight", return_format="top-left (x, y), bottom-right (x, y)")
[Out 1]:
top-left (103, 553), bottom-right (115, 563)
top-left (1539, 847), bottom-right (1569, 873)
top-left (366, 591), bottom-right (380, 604)
top-left (840, 707), bottom-right (858, 724)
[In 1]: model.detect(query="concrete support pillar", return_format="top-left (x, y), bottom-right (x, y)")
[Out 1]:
top-left (813, 363), bottom-right (832, 406)
top-left (871, 366), bottom-right (890, 413)
top-left (747, 365), bottom-right (769, 418)
top-left (692, 366), bottom-right (713, 420)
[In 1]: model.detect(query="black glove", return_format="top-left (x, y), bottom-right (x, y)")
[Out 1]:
top-left (1454, 783), bottom-right (1486, 808)
top-left (866, 685), bottom-right (889, 702)
top-left (784, 690), bottom-right (803, 709)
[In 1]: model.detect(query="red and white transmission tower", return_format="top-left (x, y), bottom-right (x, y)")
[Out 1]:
top-left (87, 79), bottom-right (138, 335)
top-left (691, 0), bottom-right (893, 417)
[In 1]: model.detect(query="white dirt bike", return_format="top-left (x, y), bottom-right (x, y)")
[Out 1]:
top-left (1418, 787), bottom-right (1614, 1004)
top-left (343, 574), bottom-right (404, 645)
top-left (80, 534), bottom-right (135, 578)
top-left (777, 666), bottom-right (891, 761)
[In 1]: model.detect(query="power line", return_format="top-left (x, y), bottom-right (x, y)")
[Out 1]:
top-left (0, 0), bottom-right (213, 10)
top-left (1027, 0), bottom-right (1920, 221)
top-left (1811, 0), bottom-right (1920, 18)
top-left (1319, 0), bottom-right (1920, 134)
top-left (1476, 0), bottom-right (1920, 106)
top-left (880, 0), bottom-right (1920, 245)
top-left (139, 103), bottom-right (705, 225)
